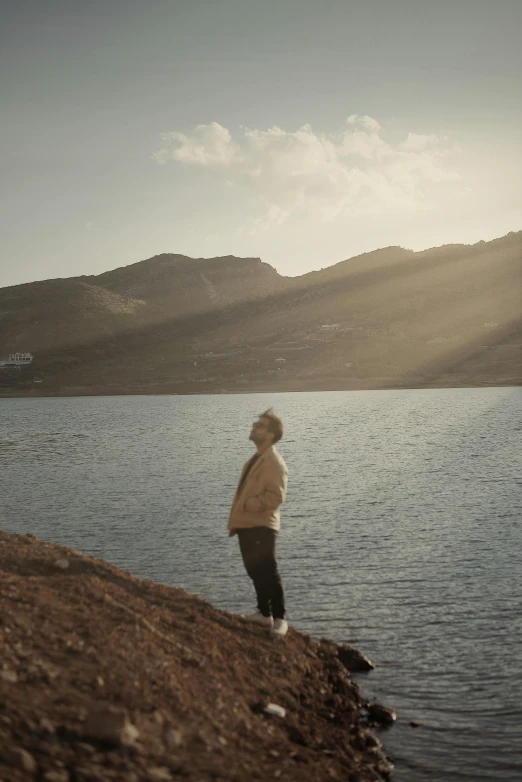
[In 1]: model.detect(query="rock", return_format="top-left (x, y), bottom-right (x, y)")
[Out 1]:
top-left (148, 769), bottom-right (172, 781)
top-left (263, 703), bottom-right (286, 719)
top-left (151, 709), bottom-right (166, 725)
top-left (375, 757), bottom-right (395, 776)
top-left (25, 659), bottom-right (59, 682)
top-left (14, 642), bottom-right (31, 659)
top-left (360, 729), bottom-right (383, 749)
top-left (337, 645), bottom-right (375, 673)
top-left (121, 721), bottom-right (140, 744)
top-left (54, 558), bottom-right (69, 570)
top-left (39, 717), bottom-right (56, 733)
top-left (4, 747), bottom-right (38, 773)
top-left (367, 703), bottom-right (397, 728)
top-left (164, 727), bottom-right (184, 748)
top-left (83, 702), bottom-right (139, 746)
top-left (0, 669), bottom-right (18, 683)
top-left (39, 744), bottom-right (63, 760)
top-left (43, 771), bottom-right (70, 782)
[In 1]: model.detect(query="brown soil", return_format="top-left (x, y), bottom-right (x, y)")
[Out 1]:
top-left (0, 531), bottom-right (394, 782)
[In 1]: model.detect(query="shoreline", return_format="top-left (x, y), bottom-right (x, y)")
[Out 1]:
top-left (0, 530), bottom-right (395, 781)
top-left (1, 377), bottom-right (519, 399)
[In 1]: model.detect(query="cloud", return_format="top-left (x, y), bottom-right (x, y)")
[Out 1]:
top-left (347, 114), bottom-right (382, 133)
top-left (153, 116), bottom-right (461, 227)
top-left (153, 122), bottom-right (241, 167)
top-left (400, 132), bottom-right (442, 152)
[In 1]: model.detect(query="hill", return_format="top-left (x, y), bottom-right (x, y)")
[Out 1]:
top-left (0, 233), bottom-right (521, 395)
top-left (0, 530), bottom-right (393, 781)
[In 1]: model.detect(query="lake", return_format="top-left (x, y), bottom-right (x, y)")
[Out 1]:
top-left (1, 388), bottom-right (521, 781)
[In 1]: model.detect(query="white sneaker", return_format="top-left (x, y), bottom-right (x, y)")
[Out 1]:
top-left (242, 611), bottom-right (273, 628)
top-left (270, 618), bottom-right (288, 638)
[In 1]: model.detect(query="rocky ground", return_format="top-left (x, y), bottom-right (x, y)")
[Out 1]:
top-left (0, 531), bottom-right (395, 782)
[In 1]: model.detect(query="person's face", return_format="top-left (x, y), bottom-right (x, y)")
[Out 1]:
top-left (249, 417), bottom-right (274, 446)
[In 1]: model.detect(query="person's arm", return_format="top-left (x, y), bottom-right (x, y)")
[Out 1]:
top-left (244, 462), bottom-right (287, 512)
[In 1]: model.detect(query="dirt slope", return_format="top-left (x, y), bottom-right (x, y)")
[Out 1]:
top-left (0, 531), bottom-right (394, 782)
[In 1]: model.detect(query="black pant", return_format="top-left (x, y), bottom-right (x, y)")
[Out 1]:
top-left (237, 527), bottom-right (285, 619)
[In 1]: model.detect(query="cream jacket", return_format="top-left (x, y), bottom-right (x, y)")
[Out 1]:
top-left (228, 445), bottom-right (288, 533)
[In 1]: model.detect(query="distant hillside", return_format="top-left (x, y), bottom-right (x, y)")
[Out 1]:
top-left (1, 234), bottom-right (521, 395)
top-left (0, 255), bottom-right (284, 353)
top-left (94, 253), bottom-right (284, 306)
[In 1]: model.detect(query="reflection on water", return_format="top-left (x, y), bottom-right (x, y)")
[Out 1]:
top-left (1, 388), bottom-right (521, 781)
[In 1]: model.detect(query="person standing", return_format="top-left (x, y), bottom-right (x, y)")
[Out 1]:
top-left (228, 409), bottom-right (289, 637)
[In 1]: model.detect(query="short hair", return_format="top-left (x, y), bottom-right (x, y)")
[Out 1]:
top-left (260, 409), bottom-right (284, 443)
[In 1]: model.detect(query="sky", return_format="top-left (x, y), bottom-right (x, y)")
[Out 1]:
top-left (1, 0), bottom-right (521, 288)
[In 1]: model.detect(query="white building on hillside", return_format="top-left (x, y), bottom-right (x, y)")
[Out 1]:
top-left (0, 352), bottom-right (34, 367)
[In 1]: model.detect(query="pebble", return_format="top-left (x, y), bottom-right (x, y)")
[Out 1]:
top-left (83, 702), bottom-right (139, 746)
top-left (1, 669), bottom-right (18, 683)
top-left (263, 703), bottom-right (286, 719)
top-left (364, 731), bottom-right (382, 748)
top-left (122, 722), bottom-right (140, 744)
top-left (5, 747), bottom-right (37, 773)
top-left (164, 727), bottom-right (183, 748)
top-left (43, 771), bottom-right (70, 782)
top-left (54, 558), bottom-right (70, 570)
top-left (148, 768), bottom-right (172, 781)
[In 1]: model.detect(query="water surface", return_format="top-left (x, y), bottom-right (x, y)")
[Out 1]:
top-left (1, 388), bottom-right (521, 781)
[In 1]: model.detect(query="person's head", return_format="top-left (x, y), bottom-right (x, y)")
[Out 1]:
top-left (249, 409), bottom-right (284, 448)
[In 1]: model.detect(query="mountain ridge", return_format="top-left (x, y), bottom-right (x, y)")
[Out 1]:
top-left (6, 229), bottom-right (521, 294)
top-left (1, 232), bottom-right (521, 394)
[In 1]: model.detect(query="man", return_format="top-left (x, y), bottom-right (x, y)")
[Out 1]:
top-left (228, 409), bottom-right (289, 637)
